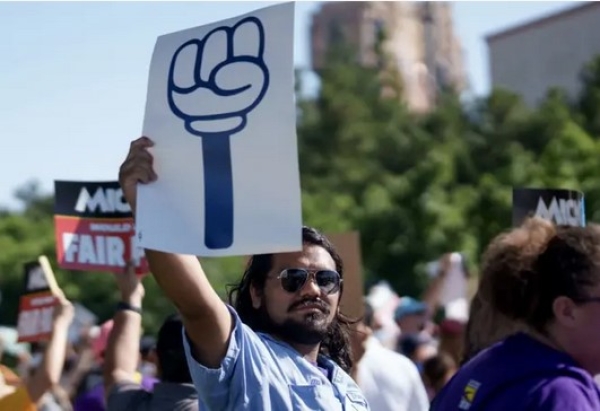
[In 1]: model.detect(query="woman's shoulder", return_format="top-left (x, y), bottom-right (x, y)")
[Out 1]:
top-left (525, 374), bottom-right (600, 410)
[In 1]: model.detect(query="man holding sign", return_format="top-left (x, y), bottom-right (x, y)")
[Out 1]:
top-left (119, 137), bottom-right (369, 410)
top-left (122, 3), bottom-right (368, 409)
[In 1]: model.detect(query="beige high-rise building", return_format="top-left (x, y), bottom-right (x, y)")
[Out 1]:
top-left (310, 1), bottom-right (467, 113)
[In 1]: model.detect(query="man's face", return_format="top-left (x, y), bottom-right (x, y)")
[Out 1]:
top-left (557, 283), bottom-right (600, 375)
top-left (251, 244), bottom-right (341, 345)
top-left (398, 313), bottom-right (426, 335)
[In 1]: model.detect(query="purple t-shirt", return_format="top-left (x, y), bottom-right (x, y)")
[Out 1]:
top-left (73, 375), bottom-right (158, 411)
top-left (431, 332), bottom-right (600, 410)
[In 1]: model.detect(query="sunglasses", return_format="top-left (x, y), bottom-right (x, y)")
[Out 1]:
top-left (276, 268), bottom-right (342, 295)
top-left (573, 296), bottom-right (600, 305)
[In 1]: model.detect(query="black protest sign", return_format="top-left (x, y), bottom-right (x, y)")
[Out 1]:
top-left (512, 188), bottom-right (585, 227)
top-left (53, 181), bottom-right (148, 274)
top-left (17, 256), bottom-right (60, 343)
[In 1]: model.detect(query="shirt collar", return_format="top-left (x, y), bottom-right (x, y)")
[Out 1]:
top-left (257, 332), bottom-right (345, 383)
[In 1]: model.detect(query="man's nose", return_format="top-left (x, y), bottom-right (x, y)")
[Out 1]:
top-left (299, 275), bottom-right (320, 296)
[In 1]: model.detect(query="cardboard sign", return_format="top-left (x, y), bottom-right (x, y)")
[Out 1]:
top-left (426, 253), bottom-right (469, 322)
top-left (327, 232), bottom-right (364, 320)
top-left (512, 188), bottom-right (585, 227)
top-left (54, 181), bottom-right (148, 274)
top-left (136, 2), bottom-right (302, 257)
top-left (17, 257), bottom-right (60, 343)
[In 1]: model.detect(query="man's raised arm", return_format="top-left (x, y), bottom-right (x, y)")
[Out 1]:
top-left (119, 136), bottom-right (232, 369)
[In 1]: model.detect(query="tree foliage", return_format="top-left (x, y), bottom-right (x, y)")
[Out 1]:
top-left (3, 42), bottom-right (600, 334)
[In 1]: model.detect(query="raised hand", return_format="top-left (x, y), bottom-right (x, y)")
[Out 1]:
top-left (114, 260), bottom-right (145, 306)
top-left (167, 17), bottom-right (270, 250)
top-left (118, 137), bottom-right (156, 214)
top-left (52, 293), bottom-right (74, 324)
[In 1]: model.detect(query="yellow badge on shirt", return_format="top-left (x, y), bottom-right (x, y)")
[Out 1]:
top-left (459, 380), bottom-right (481, 410)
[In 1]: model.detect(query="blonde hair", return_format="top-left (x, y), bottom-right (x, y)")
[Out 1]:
top-left (462, 217), bottom-right (556, 362)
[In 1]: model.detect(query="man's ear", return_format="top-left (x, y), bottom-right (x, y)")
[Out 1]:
top-left (552, 296), bottom-right (578, 329)
top-left (250, 283), bottom-right (262, 309)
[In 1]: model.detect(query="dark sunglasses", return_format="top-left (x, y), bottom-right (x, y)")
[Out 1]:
top-left (276, 268), bottom-right (342, 295)
top-left (573, 296), bottom-right (600, 305)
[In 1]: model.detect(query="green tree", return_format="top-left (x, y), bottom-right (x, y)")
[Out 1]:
top-left (4, 43), bottom-right (600, 332)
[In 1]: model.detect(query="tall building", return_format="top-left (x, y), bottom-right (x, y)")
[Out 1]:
top-left (486, 2), bottom-right (600, 107)
top-left (310, 1), bottom-right (467, 113)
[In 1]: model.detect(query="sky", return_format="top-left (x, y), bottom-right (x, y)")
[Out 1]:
top-left (0, 1), bottom-right (576, 210)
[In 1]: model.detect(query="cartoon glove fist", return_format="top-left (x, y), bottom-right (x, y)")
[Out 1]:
top-left (168, 17), bottom-right (269, 136)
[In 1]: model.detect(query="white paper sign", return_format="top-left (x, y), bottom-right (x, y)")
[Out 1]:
top-left (137, 2), bottom-right (302, 257)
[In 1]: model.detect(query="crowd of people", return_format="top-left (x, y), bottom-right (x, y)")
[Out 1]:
top-left (1, 136), bottom-right (600, 410)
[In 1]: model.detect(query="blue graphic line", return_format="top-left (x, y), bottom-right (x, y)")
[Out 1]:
top-left (166, 16), bottom-right (270, 250)
top-left (203, 136), bottom-right (234, 249)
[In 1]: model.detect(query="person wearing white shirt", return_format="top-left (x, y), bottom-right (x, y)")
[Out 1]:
top-left (351, 302), bottom-right (430, 411)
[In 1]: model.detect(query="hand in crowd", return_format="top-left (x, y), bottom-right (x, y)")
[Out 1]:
top-left (118, 137), bottom-right (157, 213)
top-left (114, 260), bottom-right (145, 307)
top-left (53, 292), bottom-right (75, 325)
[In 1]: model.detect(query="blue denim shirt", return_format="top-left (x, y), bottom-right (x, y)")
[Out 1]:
top-left (182, 305), bottom-right (370, 410)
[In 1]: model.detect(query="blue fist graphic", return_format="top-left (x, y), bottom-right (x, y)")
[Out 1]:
top-left (168, 16), bottom-right (269, 136)
top-left (167, 17), bottom-right (270, 250)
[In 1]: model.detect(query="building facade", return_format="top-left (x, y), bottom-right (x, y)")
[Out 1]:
top-left (487, 2), bottom-right (600, 107)
top-left (310, 1), bottom-right (466, 113)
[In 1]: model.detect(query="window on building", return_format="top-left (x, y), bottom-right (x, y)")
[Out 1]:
top-left (328, 21), bottom-right (344, 46)
top-left (373, 18), bottom-right (387, 69)
top-left (374, 18), bottom-right (386, 40)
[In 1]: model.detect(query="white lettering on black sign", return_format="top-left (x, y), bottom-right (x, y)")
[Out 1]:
top-left (74, 187), bottom-right (130, 214)
top-left (26, 266), bottom-right (48, 291)
top-left (535, 197), bottom-right (582, 226)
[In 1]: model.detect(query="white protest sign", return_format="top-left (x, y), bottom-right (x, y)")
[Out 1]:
top-left (137, 2), bottom-right (302, 257)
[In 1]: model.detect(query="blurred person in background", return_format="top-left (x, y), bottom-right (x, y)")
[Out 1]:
top-left (422, 353), bottom-right (457, 401)
top-left (138, 336), bottom-right (157, 379)
top-left (428, 253), bottom-right (470, 323)
top-left (437, 319), bottom-right (465, 366)
top-left (398, 333), bottom-right (437, 371)
top-left (364, 281), bottom-right (401, 350)
top-left (0, 337), bottom-right (22, 387)
top-left (25, 350), bottom-right (71, 411)
top-left (103, 262), bottom-right (198, 411)
top-left (60, 326), bottom-right (99, 403)
top-left (461, 217), bottom-right (554, 364)
top-left (350, 301), bottom-right (429, 411)
top-left (394, 296), bottom-right (437, 364)
top-left (0, 293), bottom-right (74, 411)
top-left (432, 220), bottom-right (600, 410)
top-left (394, 297), bottom-right (429, 339)
top-left (71, 320), bottom-right (117, 411)
top-left (461, 293), bottom-right (520, 365)
top-left (73, 265), bottom-right (158, 411)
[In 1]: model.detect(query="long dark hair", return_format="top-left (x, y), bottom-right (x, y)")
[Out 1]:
top-left (227, 226), bottom-right (356, 372)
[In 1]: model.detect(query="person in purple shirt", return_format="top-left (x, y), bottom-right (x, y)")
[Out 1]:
top-left (73, 373), bottom-right (156, 411)
top-left (432, 219), bottom-right (600, 410)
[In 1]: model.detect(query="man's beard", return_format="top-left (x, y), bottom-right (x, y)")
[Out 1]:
top-left (257, 299), bottom-right (333, 345)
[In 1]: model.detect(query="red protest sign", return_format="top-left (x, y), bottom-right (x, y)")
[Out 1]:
top-left (17, 292), bottom-right (58, 343)
top-left (17, 257), bottom-right (60, 343)
top-left (54, 181), bottom-right (149, 274)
